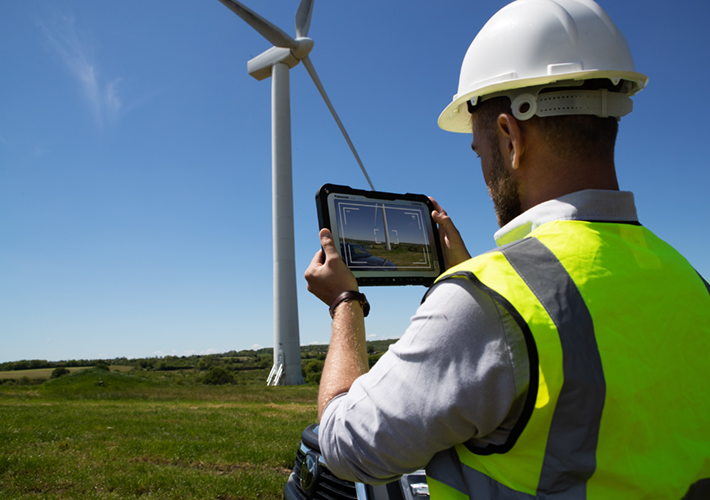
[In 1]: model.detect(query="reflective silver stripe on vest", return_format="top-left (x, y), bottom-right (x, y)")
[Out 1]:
top-left (427, 448), bottom-right (469, 494)
top-left (428, 448), bottom-right (539, 499)
top-left (501, 238), bottom-right (605, 498)
top-left (428, 237), bottom-right (606, 499)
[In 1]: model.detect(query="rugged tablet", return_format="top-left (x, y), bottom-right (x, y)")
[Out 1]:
top-left (316, 184), bottom-right (445, 286)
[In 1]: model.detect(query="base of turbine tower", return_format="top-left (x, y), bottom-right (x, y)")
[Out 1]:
top-left (267, 359), bottom-right (305, 386)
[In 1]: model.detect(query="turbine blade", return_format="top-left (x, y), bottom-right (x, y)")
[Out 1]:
top-left (217, 0), bottom-right (298, 50)
top-left (302, 55), bottom-right (376, 191)
top-left (295, 0), bottom-right (314, 38)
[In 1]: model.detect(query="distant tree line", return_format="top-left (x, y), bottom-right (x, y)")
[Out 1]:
top-left (0, 350), bottom-right (274, 373)
top-left (0, 339), bottom-right (399, 385)
top-left (0, 358), bottom-right (104, 372)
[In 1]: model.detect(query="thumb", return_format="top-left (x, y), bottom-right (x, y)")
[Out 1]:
top-left (319, 228), bottom-right (340, 260)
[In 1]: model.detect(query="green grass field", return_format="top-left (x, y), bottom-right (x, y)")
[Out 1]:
top-left (0, 366), bottom-right (133, 380)
top-left (348, 241), bottom-right (432, 269)
top-left (0, 368), bottom-right (318, 499)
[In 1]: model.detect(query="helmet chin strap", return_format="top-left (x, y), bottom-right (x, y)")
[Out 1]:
top-left (472, 84), bottom-right (633, 121)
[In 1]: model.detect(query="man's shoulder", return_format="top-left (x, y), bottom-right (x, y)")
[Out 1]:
top-left (415, 275), bottom-right (518, 350)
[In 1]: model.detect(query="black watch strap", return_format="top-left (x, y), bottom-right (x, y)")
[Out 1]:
top-left (329, 291), bottom-right (370, 318)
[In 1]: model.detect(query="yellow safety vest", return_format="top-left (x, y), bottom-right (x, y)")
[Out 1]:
top-left (425, 220), bottom-right (710, 499)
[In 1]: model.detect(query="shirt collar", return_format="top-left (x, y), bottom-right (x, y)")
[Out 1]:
top-left (494, 189), bottom-right (639, 247)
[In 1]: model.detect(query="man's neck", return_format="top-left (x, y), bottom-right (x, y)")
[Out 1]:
top-left (518, 158), bottom-right (619, 213)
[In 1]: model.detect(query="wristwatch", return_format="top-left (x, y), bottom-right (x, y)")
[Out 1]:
top-left (329, 291), bottom-right (370, 319)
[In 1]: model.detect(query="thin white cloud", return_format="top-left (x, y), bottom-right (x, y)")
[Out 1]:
top-left (368, 334), bottom-right (377, 338)
top-left (32, 145), bottom-right (47, 159)
top-left (104, 79), bottom-right (122, 122)
top-left (38, 13), bottom-right (121, 128)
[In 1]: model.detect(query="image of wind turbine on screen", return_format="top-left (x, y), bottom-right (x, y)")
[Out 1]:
top-left (217, 0), bottom-right (380, 385)
top-left (337, 202), bottom-right (433, 269)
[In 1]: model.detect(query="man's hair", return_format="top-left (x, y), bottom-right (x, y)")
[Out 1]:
top-left (471, 79), bottom-right (620, 162)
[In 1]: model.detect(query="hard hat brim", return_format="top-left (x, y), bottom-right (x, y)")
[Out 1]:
top-left (438, 70), bottom-right (648, 134)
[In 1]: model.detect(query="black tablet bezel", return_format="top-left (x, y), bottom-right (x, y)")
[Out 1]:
top-left (315, 184), bottom-right (445, 287)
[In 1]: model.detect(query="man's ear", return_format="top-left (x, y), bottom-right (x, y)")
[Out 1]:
top-left (497, 113), bottom-right (525, 170)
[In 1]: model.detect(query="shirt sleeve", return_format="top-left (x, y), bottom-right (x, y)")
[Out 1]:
top-left (318, 278), bottom-right (530, 485)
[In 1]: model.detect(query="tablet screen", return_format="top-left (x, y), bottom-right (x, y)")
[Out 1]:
top-left (316, 184), bottom-right (444, 286)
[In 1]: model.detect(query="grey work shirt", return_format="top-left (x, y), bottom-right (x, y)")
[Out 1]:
top-left (318, 189), bottom-right (639, 485)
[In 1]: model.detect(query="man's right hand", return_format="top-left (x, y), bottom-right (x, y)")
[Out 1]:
top-left (430, 197), bottom-right (471, 270)
top-left (305, 228), bottom-right (359, 307)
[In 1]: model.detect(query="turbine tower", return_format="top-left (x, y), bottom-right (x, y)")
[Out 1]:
top-left (217, 0), bottom-right (374, 385)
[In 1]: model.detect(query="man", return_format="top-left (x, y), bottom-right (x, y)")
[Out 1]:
top-left (304, 0), bottom-right (710, 498)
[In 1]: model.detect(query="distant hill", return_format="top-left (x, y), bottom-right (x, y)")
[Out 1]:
top-left (0, 338), bottom-right (401, 374)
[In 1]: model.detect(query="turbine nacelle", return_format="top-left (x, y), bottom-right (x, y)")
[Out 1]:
top-left (247, 38), bottom-right (314, 81)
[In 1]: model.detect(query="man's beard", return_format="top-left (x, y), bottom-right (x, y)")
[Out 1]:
top-left (487, 141), bottom-right (522, 228)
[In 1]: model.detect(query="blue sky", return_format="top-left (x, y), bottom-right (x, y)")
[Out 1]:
top-left (2, 1), bottom-right (709, 363)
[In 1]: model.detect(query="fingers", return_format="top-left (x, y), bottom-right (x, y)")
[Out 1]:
top-left (430, 197), bottom-right (452, 230)
top-left (309, 248), bottom-right (325, 267)
top-left (431, 210), bottom-right (452, 234)
top-left (429, 196), bottom-right (445, 215)
top-left (432, 210), bottom-right (448, 226)
top-left (430, 197), bottom-right (460, 240)
top-left (428, 196), bottom-right (471, 270)
top-left (429, 197), bottom-right (446, 220)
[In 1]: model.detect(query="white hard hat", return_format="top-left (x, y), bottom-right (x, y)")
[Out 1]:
top-left (438, 0), bottom-right (648, 133)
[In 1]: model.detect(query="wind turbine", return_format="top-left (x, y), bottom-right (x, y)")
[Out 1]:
top-left (216, 0), bottom-right (375, 385)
